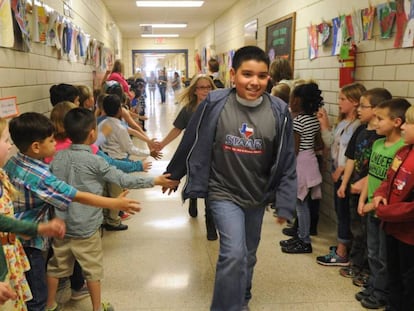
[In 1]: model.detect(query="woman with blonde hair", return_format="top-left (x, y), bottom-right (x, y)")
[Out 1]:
top-left (160, 74), bottom-right (218, 240)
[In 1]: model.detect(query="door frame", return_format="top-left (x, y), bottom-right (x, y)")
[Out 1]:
top-left (131, 49), bottom-right (189, 79)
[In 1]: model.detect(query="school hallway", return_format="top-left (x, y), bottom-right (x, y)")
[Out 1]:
top-left (62, 91), bottom-right (367, 311)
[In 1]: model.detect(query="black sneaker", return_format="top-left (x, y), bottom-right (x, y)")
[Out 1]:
top-left (279, 236), bottom-right (300, 247)
top-left (188, 199), bottom-right (198, 217)
top-left (361, 296), bottom-right (387, 309)
top-left (281, 240), bottom-right (312, 254)
top-left (103, 223), bottom-right (128, 231)
top-left (355, 289), bottom-right (371, 301)
top-left (282, 227), bottom-right (297, 237)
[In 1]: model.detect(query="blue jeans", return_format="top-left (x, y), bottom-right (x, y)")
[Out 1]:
top-left (24, 247), bottom-right (47, 311)
top-left (333, 180), bottom-right (352, 244)
top-left (209, 200), bottom-right (265, 311)
top-left (296, 197), bottom-right (311, 243)
top-left (366, 213), bottom-right (388, 301)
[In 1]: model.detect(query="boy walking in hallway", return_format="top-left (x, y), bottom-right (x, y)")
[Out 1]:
top-left (164, 46), bottom-right (297, 311)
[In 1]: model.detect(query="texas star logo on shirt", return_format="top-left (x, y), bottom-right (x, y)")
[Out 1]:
top-left (239, 123), bottom-right (254, 139)
top-left (223, 123), bottom-right (263, 154)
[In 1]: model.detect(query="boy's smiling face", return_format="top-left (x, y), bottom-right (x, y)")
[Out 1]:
top-left (230, 60), bottom-right (269, 101)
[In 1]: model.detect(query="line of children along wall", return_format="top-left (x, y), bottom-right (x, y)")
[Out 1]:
top-left (0, 52), bottom-right (413, 311)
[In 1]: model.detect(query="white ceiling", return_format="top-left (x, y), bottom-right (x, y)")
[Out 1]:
top-left (101, 0), bottom-right (239, 39)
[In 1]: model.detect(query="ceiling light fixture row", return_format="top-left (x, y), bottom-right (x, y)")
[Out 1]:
top-left (136, 1), bottom-right (204, 7)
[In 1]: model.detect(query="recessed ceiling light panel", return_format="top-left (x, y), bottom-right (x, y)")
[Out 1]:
top-left (136, 1), bottom-right (204, 7)
top-left (141, 34), bottom-right (180, 38)
top-left (139, 23), bottom-right (187, 28)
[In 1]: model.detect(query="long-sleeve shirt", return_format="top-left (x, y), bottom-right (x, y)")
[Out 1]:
top-left (4, 153), bottom-right (77, 250)
top-left (99, 117), bottom-right (149, 159)
top-left (50, 144), bottom-right (153, 238)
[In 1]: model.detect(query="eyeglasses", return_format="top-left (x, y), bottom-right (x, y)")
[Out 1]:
top-left (359, 105), bottom-right (372, 109)
top-left (196, 86), bottom-right (212, 90)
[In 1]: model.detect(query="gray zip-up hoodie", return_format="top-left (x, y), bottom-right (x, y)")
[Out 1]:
top-left (166, 88), bottom-right (297, 221)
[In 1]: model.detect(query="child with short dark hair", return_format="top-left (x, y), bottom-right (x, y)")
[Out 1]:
top-left (49, 83), bottom-right (80, 107)
top-left (46, 108), bottom-right (178, 311)
top-left (374, 105), bottom-right (414, 311)
top-left (356, 98), bottom-right (411, 309)
top-left (164, 46), bottom-right (297, 311)
top-left (4, 112), bottom-right (141, 311)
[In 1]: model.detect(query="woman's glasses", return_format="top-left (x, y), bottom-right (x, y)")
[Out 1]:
top-left (196, 86), bottom-right (212, 90)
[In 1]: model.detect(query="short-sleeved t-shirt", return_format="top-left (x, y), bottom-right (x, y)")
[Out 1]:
top-left (345, 124), bottom-right (383, 184)
top-left (367, 137), bottom-right (405, 202)
top-left (293, 114), bottom-right (320, 151)
top-left (173, 106), bottom-right (194, 130)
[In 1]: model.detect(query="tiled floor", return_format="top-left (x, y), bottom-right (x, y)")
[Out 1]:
top-left (62, 89), bottom-right (369, 310)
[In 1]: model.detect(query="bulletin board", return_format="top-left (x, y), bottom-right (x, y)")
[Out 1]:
top-left (265, 12), bottom-right (296, 70)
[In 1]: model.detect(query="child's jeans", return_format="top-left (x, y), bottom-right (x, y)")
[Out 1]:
top-left (348, 194), bottom-right (368, 270)
top-left (333, 180), bottom-right (352, 245)
top-left (386, 234), bottom-right (414, 311)
top-left (24, 247), bottom-right (47, 311)
top-left (366, 213), bottom-right (388, 301)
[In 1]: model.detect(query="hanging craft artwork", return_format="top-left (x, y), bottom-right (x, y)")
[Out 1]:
top-left (394, 0), bottom-right (408, 47)
top-left (308, 24), bottom-right (318, 60)
top-left (345, 15), bottom-right (355, 42)
top-left (11, 0), bottom-right (31, 51)
top-left (331, 16), bottom-right (343, 55)
top-left (0, 0), bottom-right (14, 47)
top-left (377, 2), bottom-right (397, 39)
top-left (361, 6), bottom-right (376, 40)
top-left (317, 22), bottom-right (330, 45)
top-left (402, 0), bottom-right (414, 47)
top-left (351, 9), bottom-right (363, 43)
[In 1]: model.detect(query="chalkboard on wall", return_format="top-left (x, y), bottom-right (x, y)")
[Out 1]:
top-left (266, 12), bottom-right (296, 71)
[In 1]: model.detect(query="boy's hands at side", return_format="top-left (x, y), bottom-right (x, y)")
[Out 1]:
top-left (350, 177), bottom-right (366, 195)
top-left (0, 282), bottom-right (17, 305)
top-left (357, 201), bottom-right (366, 216)
top-left (331, 167), bottom-right (344, 183)
top-left (362, 202), bottom-right (375, 214)
top-left (154, 174), bottom-right (179, 189)
top-left (38, 218), bottom-right (66, 239)
top-left (114, 190), bottom-right (141, 214)
top-left (337, 184), bottom-right (346, 198)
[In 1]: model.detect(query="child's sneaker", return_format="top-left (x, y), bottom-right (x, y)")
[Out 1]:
top-left (45, 303), bottom-right (61, 311)
top-left (316, 249), bottom-right (349, 266)
top-left (101, 302), bottom-right (115, 311)
top-left (71, 283), bottom-right (90, 300)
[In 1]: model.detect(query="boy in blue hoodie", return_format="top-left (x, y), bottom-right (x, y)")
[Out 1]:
top-left (164, 46), bottom-right (297, 311)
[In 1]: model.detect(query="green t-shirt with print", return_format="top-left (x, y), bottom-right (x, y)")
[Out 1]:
top-left (367, 137), bottom-right (405, 202)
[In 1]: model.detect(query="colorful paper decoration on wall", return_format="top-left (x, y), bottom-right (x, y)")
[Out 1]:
top-left (0, 0), bottom-right (14, 47)
top-left (351, 9), bottom-right (363, 43)
top-left (402, 0), bottom-right (414, 47)
top-left (331, 16), bottom-right (343, 55)
top-left (394, 0), bottom-right (408, 47)
top-left (377, 2), bottom-right (397, 39)
top-left (308, 24), bottom-right (318, 60)
top-left (317, 22), bottom-right (330, 45)
top-left (361, 6), bottom-right (376, 40)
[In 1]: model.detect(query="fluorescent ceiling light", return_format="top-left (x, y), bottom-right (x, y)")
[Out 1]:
top-left (139, 23), bottom-right (187, 28)
top-left (136, 1), bottom-right (204, 7)
top-left (141, 34), bottom-right (179, 38)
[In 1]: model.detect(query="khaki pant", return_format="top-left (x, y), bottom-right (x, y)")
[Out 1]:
top-left (103, 182), bottom-right (123, 226)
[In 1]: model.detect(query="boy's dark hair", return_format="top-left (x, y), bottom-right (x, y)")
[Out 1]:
top-left (376, 98), bottom-right (411, 123)
top-left (292, 82), bottom-right (324, 115)
top-left (362, 88), bottom-right (392, 108)
top-left (49, 83), bottom-right (79, 106)
top-left (9, 112), bottom-right (54, 152)
top-left (64, 108), bottom-right (96, 144)
top-left (106, 84), bottom-right (126, 103)
top-left (232, 46), bottom-right (270, 71)
top-left (103, 94), bottom-right (121, 117)
top-left (269, 56), bottom-right (293, 83)
top-left (208, 58), bottom-right (220, 73)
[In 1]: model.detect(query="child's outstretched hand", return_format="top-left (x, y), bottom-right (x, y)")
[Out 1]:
top-left (38, 218), bottom-right (66, 239)
top-left (147, 139), bottom-right (162, 152)
top-left (114, 190), bottom-right (142, 214)
top-left (154, 173), bottom-right (179, 189)
top-left (0, 282), bottom-right (16, 305)
top-left (142, 160), bottom-right (152, 172)
top-left (150, 149), bottom-right (163, 160)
